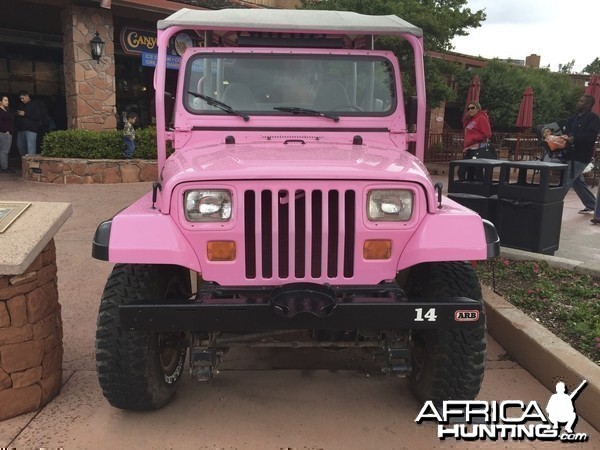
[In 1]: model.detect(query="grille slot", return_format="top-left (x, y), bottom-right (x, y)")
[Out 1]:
top-left (244, 188), bottom-right (356, 281)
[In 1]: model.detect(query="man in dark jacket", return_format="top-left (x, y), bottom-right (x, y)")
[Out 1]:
top-left (15, 90), bottom-right (43, 156)
top-left (564, 94), bottom-right (599, 213)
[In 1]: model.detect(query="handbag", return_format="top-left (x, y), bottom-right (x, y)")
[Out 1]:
top-left (472, 143), bottom-right (498, 159)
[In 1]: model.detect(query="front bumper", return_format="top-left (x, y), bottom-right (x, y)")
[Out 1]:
top-left (120, 284), bottom-right (484, 332)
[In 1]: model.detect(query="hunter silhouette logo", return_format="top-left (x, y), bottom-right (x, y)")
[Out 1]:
top-left (415, 379), bottom-right (590, 442)
top-left (546, 380), bottom-right (587, 434)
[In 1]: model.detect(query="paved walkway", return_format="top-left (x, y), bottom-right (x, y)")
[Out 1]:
top-left (0, 167), bottom-right (599, 447)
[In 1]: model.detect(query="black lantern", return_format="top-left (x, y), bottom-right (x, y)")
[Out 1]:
top-left (90, 31), bottom-right (105, 63)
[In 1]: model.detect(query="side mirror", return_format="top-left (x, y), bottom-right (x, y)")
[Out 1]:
top-left (405, 96), bottom-right (417, 132)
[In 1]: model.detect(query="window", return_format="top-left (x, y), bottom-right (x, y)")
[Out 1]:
top-left (184, 53), bottom-right (396, 116)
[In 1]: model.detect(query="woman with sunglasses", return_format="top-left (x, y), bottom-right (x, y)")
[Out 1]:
top-left (458, 101), bottom-right (492, 180)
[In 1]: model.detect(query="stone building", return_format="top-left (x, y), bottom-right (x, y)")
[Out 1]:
top-left (1, 1), bottom-right (577, 143)
top-left (0, 0), bottom-right (297, 136)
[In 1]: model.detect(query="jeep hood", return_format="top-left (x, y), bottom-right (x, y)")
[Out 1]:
top-left (162, 141), bottom-right (432, 185)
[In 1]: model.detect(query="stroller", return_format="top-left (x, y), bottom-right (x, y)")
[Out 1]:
top-left (533, 120), bottom-right (568, 163)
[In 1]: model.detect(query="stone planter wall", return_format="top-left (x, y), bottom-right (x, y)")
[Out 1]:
top-left (0, 240), bottom-right (62, 421)
top-left (22, 156), bottom-right (158, 184)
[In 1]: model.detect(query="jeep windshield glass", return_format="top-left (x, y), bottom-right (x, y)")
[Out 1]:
top-left (184, 54), bottom-right (396, 117)
top-left (187, 91), bottom-right (250, 121)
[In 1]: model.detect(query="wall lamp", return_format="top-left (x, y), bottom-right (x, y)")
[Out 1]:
top-left (90, 31), bottom-right (105, 64)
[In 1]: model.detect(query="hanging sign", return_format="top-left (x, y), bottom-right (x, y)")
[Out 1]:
top-left (120, 28), bottom-right (157, 55)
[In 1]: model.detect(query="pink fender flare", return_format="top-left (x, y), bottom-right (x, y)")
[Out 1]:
top-left (92, 193), bottom-right (202, 272)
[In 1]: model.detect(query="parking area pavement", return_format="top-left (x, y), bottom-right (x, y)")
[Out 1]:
top-left (0, 169), bottom-right (598, 447)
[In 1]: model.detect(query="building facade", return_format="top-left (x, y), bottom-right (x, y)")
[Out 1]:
top-left (2, 1), bottom-right (587, 148)
top-left (0, 0), bottom-right (297, 136)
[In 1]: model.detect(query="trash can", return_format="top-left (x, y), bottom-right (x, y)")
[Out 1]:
top-left (448, 159), bottom-right (503, 222)
top-left (448, 159), bottom-right (503, 197)
top-left (495, 161), bottom-right (568, 255)
top-left (447, 193), bottom-right (498, 223)
top-left (497, 160), bottom-right (567, 203)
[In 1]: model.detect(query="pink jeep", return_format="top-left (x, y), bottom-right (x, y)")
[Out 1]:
top-left (92, 8), bottom-right (499, 411)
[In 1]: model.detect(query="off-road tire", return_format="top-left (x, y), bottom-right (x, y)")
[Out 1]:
top-left (95, 264), bottom-right (191, 410)
top-left (407, 261), bottom-right (486, 405)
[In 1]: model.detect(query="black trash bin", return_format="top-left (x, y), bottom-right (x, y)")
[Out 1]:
top-left (497, 160), bottom-right (567, 203)
top-left (447, 193), bottom-right (498, 223)
top-left (495, 161), bottom-right (568, 255)
top-left (448, 159), bottom-right (503, 222)
top-left (449, 159), bottom-right (503, 196)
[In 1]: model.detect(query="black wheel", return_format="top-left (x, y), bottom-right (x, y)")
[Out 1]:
top-left (95, 264), bottom-right (191, 410)
top-left (406, 262), bottom-right (486, 405)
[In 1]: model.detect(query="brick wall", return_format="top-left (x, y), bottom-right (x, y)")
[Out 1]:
top-left (0, 240), bottom-right (63, 421)
top-left (22, 156), bottom-right (158, 184)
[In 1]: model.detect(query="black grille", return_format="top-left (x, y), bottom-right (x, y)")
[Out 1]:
top-left (244, 188), bottom-right (356, 280)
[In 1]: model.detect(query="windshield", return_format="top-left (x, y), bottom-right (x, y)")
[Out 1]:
top-left (184, 54), bottom-right (397, 117)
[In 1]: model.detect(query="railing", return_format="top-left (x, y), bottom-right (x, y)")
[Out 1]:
top-left (424, 131), bottom-right (541, 163)
top-left (424, 131), bottom-right (464, 163)
top-left (500, 132), bottom-right (541, 161)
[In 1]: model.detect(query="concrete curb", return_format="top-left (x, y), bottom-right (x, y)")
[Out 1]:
top-left (500, 247), bottom-right (600, 277)
top-left (483, 248), bottom-right (600, 432)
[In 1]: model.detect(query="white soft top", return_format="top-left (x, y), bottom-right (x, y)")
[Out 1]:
top-left (157, 8), bottom-right (423, 38)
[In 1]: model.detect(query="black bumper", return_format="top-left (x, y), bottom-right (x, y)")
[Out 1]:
top-left (120, 296), bottom-right (484, 332)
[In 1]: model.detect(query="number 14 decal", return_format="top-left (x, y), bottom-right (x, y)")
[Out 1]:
top-left (414, 307), bottom-right (437, 322)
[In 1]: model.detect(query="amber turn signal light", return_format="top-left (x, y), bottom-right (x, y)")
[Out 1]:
top-left (363, 240), bottom-right (391, 260)
top-left (207, 241), bottom-right (236, 261)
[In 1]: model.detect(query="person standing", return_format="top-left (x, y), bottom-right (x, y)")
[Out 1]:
top-left (122, 111), bottom-right (137, 159)
top-left (563, 94), bottom-right (599, 214)
top-left (0, 94), bottom-right (15, 173)
top-left (458, 101), bottom-right (492, 180)
top-left (15, 90), bottom-right (43, 156)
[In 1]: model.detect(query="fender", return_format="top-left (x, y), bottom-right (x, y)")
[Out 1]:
top-left (92, 192), bottom-right (202, 272)
top-left (398, 198), bottom-right (499, 271)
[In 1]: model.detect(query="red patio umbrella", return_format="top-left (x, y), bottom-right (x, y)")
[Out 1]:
top-left (516, 86), bottom-right (534, 129)
top-left (464, 74), bottom-right (481, 112)
top-left (584, 73), bottom-right (600, 116)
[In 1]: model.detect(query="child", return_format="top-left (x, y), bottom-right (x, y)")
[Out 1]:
top-left (541, 127), bottom-right (568, 162)
top-left (123, 111), bottom-right (137, 159)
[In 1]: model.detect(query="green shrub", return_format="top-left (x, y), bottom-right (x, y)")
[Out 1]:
top-left (41, 128), bottom-right (158, 159)
top-left (134, 127), bottom-right (158, 159)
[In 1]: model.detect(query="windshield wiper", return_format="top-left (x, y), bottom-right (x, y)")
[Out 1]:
top-left (188, 91), bottom-right (250, 121)
top-left (273, 106), bottom-right (339, 122)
